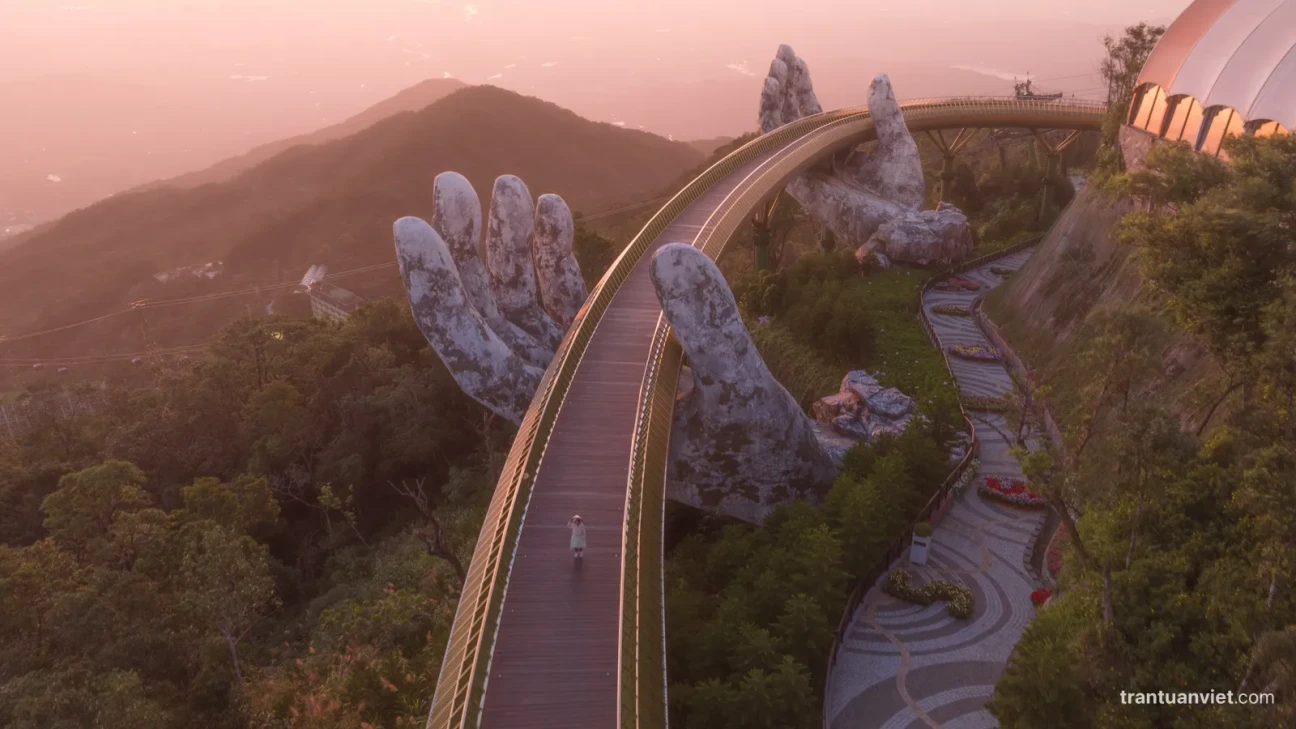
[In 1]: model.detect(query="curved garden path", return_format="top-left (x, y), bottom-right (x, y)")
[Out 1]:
top-left (825, 248), bottom-right (1048, 729)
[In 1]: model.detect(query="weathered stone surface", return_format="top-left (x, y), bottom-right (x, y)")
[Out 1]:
top-left (812, 391), bottom-right (859, 423)
top-left (652, 243), bottom-right (836, 524)
top-left (832, 414), bottom-right (870, 439)
top-left (813, 370), bottom-right (918, 455)
top-left (761, 44), bottom-right (823, 132)
top-left (854, 75), bottom-right (925, 210)
top-left (393, 216), bottom-right (542, 424)
top-left (867, 412), bottom-right (913, 440)
top-left (532, 193), bottom-right (586, 329)
top-left (842, 370), bottom-right (883, 401)
top-left (758, 46), bottom-right (970, 259)
top-left (432, 172), bottom-right (552, 368)
top-left (858, 203), bottom-right (974, 267)
top-left (486, 175), bottom-right (564, 351)
top-left (866, 387), bottom-right (914, 419)
top-left (812, 421), bottom-right (857, 466)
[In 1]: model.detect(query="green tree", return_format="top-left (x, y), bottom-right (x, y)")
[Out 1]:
top-left (40, 461), bottom-right (149, 559)
top-left (178, 521), bottom-right (278, 686)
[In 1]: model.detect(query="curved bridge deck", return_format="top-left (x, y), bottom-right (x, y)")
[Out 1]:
top-left (479, 159), bottom-right (769, 728)
top-left (426, 98), bottom-right (1107, 729)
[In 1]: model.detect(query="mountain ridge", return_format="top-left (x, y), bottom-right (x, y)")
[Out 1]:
top-left (0, 85), bottom-right (704, 355)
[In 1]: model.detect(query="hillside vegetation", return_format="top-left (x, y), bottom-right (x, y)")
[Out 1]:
top-left (0, 85), bottom-right (703, 361)
top-left (986, 133), bottom-right (1296, 729)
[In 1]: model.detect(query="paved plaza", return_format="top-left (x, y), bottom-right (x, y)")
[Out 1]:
top-left (825, 249), bottom-right (1047, 729)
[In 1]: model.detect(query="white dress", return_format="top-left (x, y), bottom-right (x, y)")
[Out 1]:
top-left (569, 522), bottom-right (587, 550)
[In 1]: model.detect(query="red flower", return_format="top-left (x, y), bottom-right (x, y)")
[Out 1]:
top-left (1030, 588), bottom-right (1051, 606)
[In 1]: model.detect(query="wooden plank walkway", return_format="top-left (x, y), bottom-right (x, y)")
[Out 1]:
top-left (479, 160), bottom-right (768, 729)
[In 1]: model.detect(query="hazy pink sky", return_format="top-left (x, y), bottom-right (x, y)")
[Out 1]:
top-left (8, 0), bottom-right (1189, 88)
top-left (2, 0), bottom-right (1191, 227)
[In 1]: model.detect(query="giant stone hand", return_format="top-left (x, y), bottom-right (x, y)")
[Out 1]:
top-left (393, 172), bottom-right (585, 424)
top-left (761, 45), bottom-right (973, 266)
top-left (652, 243), bottom-right (836, 523)
top-left (394, 176), bottom-right (837, 522)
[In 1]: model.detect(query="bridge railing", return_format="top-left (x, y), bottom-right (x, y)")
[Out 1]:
top-left (428, 96), bottom-right (882, 729)
top-left (821, 235), bottom-right (1051, 728)
top-left (428, 95), bottom-right (1105, 729)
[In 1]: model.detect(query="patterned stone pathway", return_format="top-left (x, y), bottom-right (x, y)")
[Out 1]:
top-left (825, 249), bottom-right (1047, 729)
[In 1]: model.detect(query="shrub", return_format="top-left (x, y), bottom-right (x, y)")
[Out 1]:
top-left (885, 568), bottom-right (975, 619)
top-left (931, 303), bottom-right (972, 316)
top-left (963, 395), bottom-right (1011, 412)
top-left (947, 343), bottom-right (1002, 362)
top-left (747, 321), bottom-right (841, 408)
top-left (913, 521), bottom-right (933, 538)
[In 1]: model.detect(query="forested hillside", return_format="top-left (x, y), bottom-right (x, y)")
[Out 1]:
top-left (0, 301), bottom-right (505, 727)
top-left (985, 133), bottom-right (1296, 728)
top-left (0, 85), bottom-right (703, 362)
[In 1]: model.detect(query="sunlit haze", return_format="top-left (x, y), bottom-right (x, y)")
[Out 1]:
top-left (3, 0), bottom-right (1190, 227)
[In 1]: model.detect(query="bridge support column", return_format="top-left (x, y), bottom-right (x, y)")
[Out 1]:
top-left (1030, 129), bottom-right (1083, 225)
top-left (924, 128), bottom-right (975, 204)
top-left (751, 190), bottom-right (784, 272)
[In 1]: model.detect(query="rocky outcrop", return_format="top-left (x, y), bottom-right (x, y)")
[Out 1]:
top-left (811, 370), bottom-right (916, 464)
top-left (857, 203), bottom-right (975, 268)
top-left (652, 242), bottom-right (837, 523)
top-left (758, 45), bottom-right (971, 263)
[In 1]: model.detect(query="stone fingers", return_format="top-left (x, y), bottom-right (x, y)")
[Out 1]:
top-left (650, 243), bottom-right (835, 524)
top-left (393, 216), bottom-right (542, 424)
top-left (486, 175), bottom-right (564, 351)
top-left (849, 74), bottom-right (925, 210)
top-left (531, 193), bottom-right (586, 329)
top-left (432, 172), bottom-right (553, 368)
top-left (761, 45), bottom-right (823, 135)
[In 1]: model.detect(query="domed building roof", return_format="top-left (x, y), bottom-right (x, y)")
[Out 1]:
top-left (1129, 0), bottom-right (1294, 153)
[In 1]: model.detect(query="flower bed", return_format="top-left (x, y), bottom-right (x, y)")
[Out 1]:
top-left (932, 303), bottom-right (972, 316)
top-left (1030, 588), bottom-right (1052, 606)
top-left (885, 568), bottom-right (975, 618)
top-left (933, 277), bottom-right (980, 292)
top-left (979, 475), bottom-right (1047, 508)
top-left (947, 343), bottom-right (1002, 362)
top-left (963, 395), bottom-right (1011, 412)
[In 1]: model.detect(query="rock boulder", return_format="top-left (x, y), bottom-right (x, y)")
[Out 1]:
top-left (857, 203), bottom-right (974, 268)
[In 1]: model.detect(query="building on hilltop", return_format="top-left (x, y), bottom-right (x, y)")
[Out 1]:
top-left (309, 281), bottom-right (366, 323)
top-left (1124, 0), bottom-right (1293, 164)
top-left (298, 264), bottom-right (366, 322)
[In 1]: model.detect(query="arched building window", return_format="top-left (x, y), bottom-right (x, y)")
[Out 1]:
top-left (1197, 106), bottom-right (1245, 157)
top-left (1129, 84), bottom-right (1168, 130)
top-left (1160, 96), bottom-right (1205, 142)
top-left (1250, 120), bottom-right (1289, 138)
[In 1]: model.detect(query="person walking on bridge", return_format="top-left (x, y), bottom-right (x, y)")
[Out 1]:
top-left (567, 515), bottom-right (586, 560)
